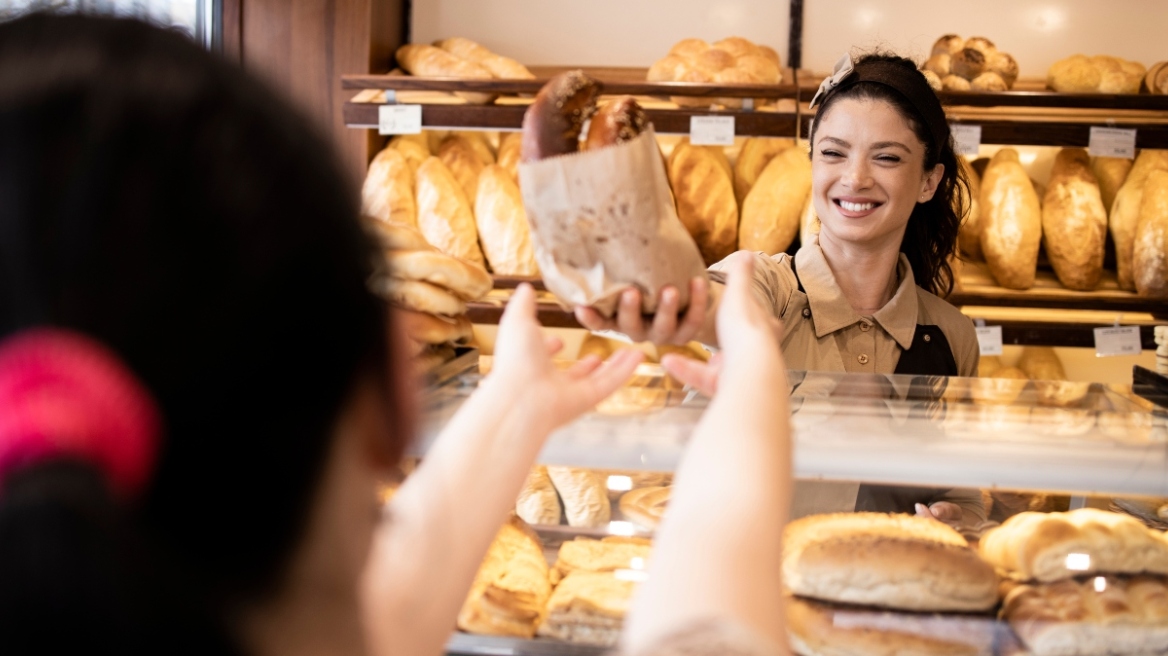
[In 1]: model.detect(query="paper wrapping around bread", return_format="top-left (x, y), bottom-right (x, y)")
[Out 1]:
top-left (1133, 169), bottom-right (1168, 297)
top-left (787, 596), bottom-right (997, 656)
top-left (978, 508), bottom-right (1168, 583)
top-left (783, 513), bottom-right (999, 612)
top-left (1001, 575), bottom-right (1168, 656)
top-left (518, 127), bottom-right (708, 316)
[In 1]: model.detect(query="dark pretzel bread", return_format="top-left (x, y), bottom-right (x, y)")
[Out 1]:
top-left (520, 70), bottom-right (600, 162)
top-left (582, 97), bottom-right (646, 151)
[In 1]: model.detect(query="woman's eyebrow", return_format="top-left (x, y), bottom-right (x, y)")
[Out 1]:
top-left (871, 140), bottom-right (912, 153)
top-left (819, 136), bottom-right (850, 147)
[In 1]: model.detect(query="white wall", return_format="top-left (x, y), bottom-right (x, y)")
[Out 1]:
top-left (412, 0), bottom-right (1168, 75)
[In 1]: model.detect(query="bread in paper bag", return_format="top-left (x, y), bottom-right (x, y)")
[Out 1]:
top-left (517, 126), bottom-right (707, 317)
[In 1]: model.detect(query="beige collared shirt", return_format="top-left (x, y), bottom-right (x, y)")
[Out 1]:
top-left (709, 242), bottom-right (979, 377)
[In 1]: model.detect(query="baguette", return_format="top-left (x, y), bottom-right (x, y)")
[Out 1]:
top-left (433, 36), bottom-right (534, 79)
top-left (1042, 148), bottom-right (1107, 290)
top-left (438, 135), bottom-right (486, 207)
top-left (474, 165), bottom-right (539, 276)
top-left (733, 137), bottom-right (793, 204)
top-left (667, 139), bottom-right (739, 264)
top-left (1133, 169), bottom-right (1168, 297)
top-left (415, 156), bottom-right (485, 267)
top-left (496, 132), bottom-right (521, 182)
top-left (361, 146), bottom-right (417, 227)
top-left (1110, 150), bottom-right (1168, 290)
top-left (980, 149), bottom-right (1042, 289)
top-left (395, 44), bottom-right (495, 105)
top-left (739, 146), bottom-right (812, 255)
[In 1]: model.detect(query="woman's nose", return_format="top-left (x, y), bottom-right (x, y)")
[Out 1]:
top-left (841, 157), bottom-right (873, 190)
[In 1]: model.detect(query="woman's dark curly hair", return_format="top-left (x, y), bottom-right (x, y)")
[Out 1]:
top-left (809, 53), bottom-right (970, 297)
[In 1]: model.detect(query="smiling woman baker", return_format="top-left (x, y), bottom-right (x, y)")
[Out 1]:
top-left (578, 53), bottom-right (985, 525)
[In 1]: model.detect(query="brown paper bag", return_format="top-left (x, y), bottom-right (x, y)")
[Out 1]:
top-left (517, 127), bottom-right (708, 317)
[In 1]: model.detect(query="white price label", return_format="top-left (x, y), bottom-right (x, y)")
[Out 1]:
top-left (689, 116), bottom-right (735, 146)
top-left (1094, 325), bottom-right (1142, 357)
top-left (951, 124), bottom-right (982, 157)
top-left (378, 104), bottom-right (422, 135)
top-left (1088, 127), bottom-right (1136, 158)
top-left (975, 325), bottom-right (1003, 356)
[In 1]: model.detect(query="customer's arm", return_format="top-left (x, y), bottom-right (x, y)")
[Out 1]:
top-left (362, 285), bottom-right (642, 656)
top-left (621, 254), bottom-right (792, 655)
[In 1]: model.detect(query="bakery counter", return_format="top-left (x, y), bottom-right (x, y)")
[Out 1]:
top-left (416, 362), bottom-right (1168, 500)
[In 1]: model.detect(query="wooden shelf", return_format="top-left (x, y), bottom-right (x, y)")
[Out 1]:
top-left (953, 262), bottom-right (1168, 316)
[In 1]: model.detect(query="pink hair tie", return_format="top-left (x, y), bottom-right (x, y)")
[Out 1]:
top-left (0, 328), bottom-right (161, 499)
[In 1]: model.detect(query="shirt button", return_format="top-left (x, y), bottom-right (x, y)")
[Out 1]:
top-left (923, 334), bottom-right (932, 343)
top-left (802, 308), bottom-right (811, 319)
top-left (857, 354), bottom-right (870, 365)
top-left (859, 321), bottom-right (872, 332)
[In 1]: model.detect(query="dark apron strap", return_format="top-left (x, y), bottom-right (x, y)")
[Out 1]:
top-left (893, 324), bottom-right (957, 376)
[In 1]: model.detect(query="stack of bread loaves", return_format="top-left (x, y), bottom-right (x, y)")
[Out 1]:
top-left (783, 513), bottom-right (1001, 655)
top-left (1048, 55), bottom-right (1147, 94)
top-left (362, 132), bottom-right (539, 276)
top-left (980, 509), bottom-right (1168, 656)
top-left (363, 219), bottom-right (491, 370)
top-left (394, 37), bottom-right (533, 105)
top-left (647, 37), bottom-right (782, 109)
top-left (924, 35), bottom-right (1019, 92)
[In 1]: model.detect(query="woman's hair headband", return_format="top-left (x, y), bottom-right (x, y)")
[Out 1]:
top-left (0, 329), bottom-right (161, 498)
top-left (810, 53), bottom-right (950, 153)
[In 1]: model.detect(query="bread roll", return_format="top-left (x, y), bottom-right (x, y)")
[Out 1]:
top-left (452, 131), bottom-right (496, 165)
top-left (1110, 150), bottom-right (1168, 290)
top-left (1091, 156), bottom-right (1132, 213)
top-left (647, 54), bottom-right (689, 82)
top-left (951, 48), bottom-right (987, 79)
top-left (942, 74), bottom-right (972, 91)
top-left (516, 466), bottom-right (561, 525)
top-left (618, 486), bottom-right (669, 529)
top-left (388, 135), bottom-right (430, 173)
top-left (980, 149), bottom-right (1042, 289)
top-left (1017, 346), bottom-right (1066, 381)
top-left (361, 146), bottom-right (417, 228)
top-left (551, 536), bottom-right (652, 582)
top-left (1042, 148), bottom-right (1107, 290)
top-left (546, 467), bottom-right (610, 528)
top-left (970, 71), bottom-right (1008, 91)
top-left (438, 134), bottom-right (486, 207)
top-left (433, 37), bottom-right (534, 80)
top-left (395, 44), bottom-right (495, 104)
top-left (783, 513), bottom-right (999, 612)
top-left (711, 36), bottom-right (758, 59)
top-left (978, 355), bottom-right (1002, 377)
top-left (957, 157), bottom-right (984, 259)
top-left (739, 146), bottom-right (812, 255)
top-left (758, 44), bottom-right (781, 68)
top-left (1002, 576), bottom-right (1168, 656)
top-left (536, 571), bottom-right (632, 647)
top-left (474, 165), bottom-right (539, 276)
top-left (1133, 169), bottom-right (1168, 297)
top-left (520, 70), bottom-right (599, 162)
top-left (582, 97), bottom-right (646, 151)
top-left (1048, 55), bottom-right (1101, 92)
top-left (986, 51), bottom-right (1019, 88)
top-left (1092, 55), bottom-right (1145, 94)
top-left (496, 132), bottom-right (521, 182)
top-left (922, 70), bottom-right (943, 92)
top-left (669, 37), bottom-right (709, 60)
top-left (668, 140), bottom-right (739, 264)
top-left (964, 36), bottom-right (996, 57)
top-left (931, 34), bottom-right (965, 57)
top-left (733, 137), bottom-right (793, 204)
top-left (415, 156), bottom-right (485, 266)
top-left (979, 508), bottom-right (1168, 582)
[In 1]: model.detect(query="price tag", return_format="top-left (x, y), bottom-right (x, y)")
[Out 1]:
top-left (1093, 325), bottom-right (1142, 357)
top-left (951, 124), bottom-right (982, 157)
top-left (1088, 127), bottom-right (1136, 158)
top-left (975, 325), bottom-right (1003, 356)
top-left (378, 104), bottom-right (422, 135)
top-left (690, 116), bottom-right (735, 146)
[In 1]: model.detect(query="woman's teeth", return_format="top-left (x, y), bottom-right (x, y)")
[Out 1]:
top-left (839, 200), bottom-right (876, 212)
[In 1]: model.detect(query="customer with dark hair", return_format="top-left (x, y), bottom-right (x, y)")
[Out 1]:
top-left (0, 12), bottom-right (793, 656)
top-left (578, 52), bottom-right (984, 525)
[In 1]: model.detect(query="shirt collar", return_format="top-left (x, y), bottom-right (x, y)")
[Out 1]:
top-left (794, 241), bottom-right (919, 350)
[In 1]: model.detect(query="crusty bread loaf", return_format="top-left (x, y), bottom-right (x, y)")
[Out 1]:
top-left (516, 466), bottom-right (561, 526)
top-left (395, 44), bottom-right (495, 104)
top-left (1110, 150), bottom-right (1168, 290)
top-left (363, 217), bottom-right (432, 251)
top-left (438, 134), bottom-right (486, 208)
top-left (1002, 575), bottom-right (1168, 656)
top-left (434, 37), bottom-right (534, 80)
top-left (667, 140), bottom-right (739, 264)
top-left (362, 146), bottom-right (417, 227)
top-left (551, 536), bottom-right (652, 583)
top-left (987, 51), bottom-right (1019, 88)
top-left (1133, 169), bottom-right (1168, 297)
top-left (733, 137), bottom-right (794, 204)
top-left (1091, 156), bottom-right (1132, 214)
top-left (921, 70), bottom-right (943, 91)
top-left (474, 165), bottom-right (539, 276)
top-left (389, 248), bottom-right (492, 301)
top-left (970, 71), bottom-right (1008, 91)
top-left (1042, 148), bottom-right (1107, 290)
top-left (979, 508), bottom-right (1168, 582)
top-left (373, 278), bottom-right (467, 316)
top-left (618, 486), bottom-right (670, 530)
top-left (787, 596), bottom-right (996, 656)
top-left (932, 34), bottom-right (965, 57)
top-left (496, 132), bottom-right (521, 182)
top-left (1091, 55), bottom-right (1146, 94)
top-left (951, 48), bottom-right (987, 79)
top-left (942, 74), bottom-right (972, 91)
top-left (388, 134), bottom-right (430, 173)
top-left (546, 467), bottom-right (611, 528)
top-left (582, 97), bottom-right (646, 151)
top-left (451, 131), bottom-right (495, 165)
top-left (651, 36), bottom-right (781, 108)
top-left (957, 157), bottom-right (984, 260)
top-left (799, 192), bottom-right (819, 248)
top-left (458, 516), bottom-right (551, 638)
top-left (924, 53), bottom-right (951, 77)
top-left (536, 571), bottom-right (634, 647)
top-left (1048, 54), bottom-right (1101, 92)
top-left (397, 309), bottom-right (472, 345)
top-left (980, 149), bottom-right (1042, 289)
top-left (520, 70), bottom-right (599, 162)
top-left (415, 156), bottom-right (485, 266)
top-left (1017, 346), bottom-right (1066, 381)
top-left (739, 146), bottom-right (812, 255)
top-left (783, 513), bottom-right (999, 612)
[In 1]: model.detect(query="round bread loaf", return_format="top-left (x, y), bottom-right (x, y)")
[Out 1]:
top-left (931, 34), bottom-right (965, 57)
top-left (922, 69), bottom-right (943, 92)
top-left (970, 71), bottom-right (1008, 92)
top-left (924, 52), bottom-right (951, 77)
top-left (942, 74), bottom-right (972, 91)
top-left (782, 513), bottom-right (999, 612)
top-left (964, 36), bottom-right (996, 57)
top-left (987, 51), bottom-right (1019, 88)
top-left (951, 48), bottom-right (987, 80)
